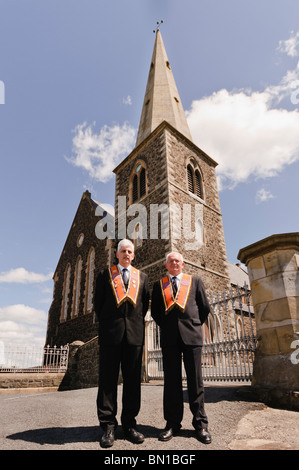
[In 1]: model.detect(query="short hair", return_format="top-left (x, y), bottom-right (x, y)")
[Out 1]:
top-left (117, 238), bottom-right (135, 253)
top-left (165, 252), bottom-right (184, 263)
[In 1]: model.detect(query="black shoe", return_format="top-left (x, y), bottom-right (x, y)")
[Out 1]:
top-left (124, 427), bottom-right (144, 444)
top-left (196, 427), bottom-right (211, 444)
top-left (158, 427), bottom-right (180, 442)
top-left (100, 428), bottom-right (115, 448)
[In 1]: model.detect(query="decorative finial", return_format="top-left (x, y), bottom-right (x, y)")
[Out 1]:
top-left (153, 20), bottom-right (163, 33)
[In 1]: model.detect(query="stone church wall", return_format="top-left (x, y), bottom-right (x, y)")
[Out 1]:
top-left (45, 191), bottom-right (111, 347)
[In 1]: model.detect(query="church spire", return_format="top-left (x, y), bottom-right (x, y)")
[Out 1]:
top-left (135, 29), bottom-right (193, 147)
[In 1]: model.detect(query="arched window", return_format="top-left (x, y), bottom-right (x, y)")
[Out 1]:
top-left (61, 264), bottom-right (71, 322)
top-left (140, 167), bottom-right (146, 198)
top-left (85, 247), bottom-right (95, 313)
top-left (187, 162), bottom-right (204, 200)
top-left (131, 161), bottom-right (147, 203)
top-left (187, 165), bottom-right (194, 193)
top-left (132, 174), bottom-right (138, 202)
top-left (72, 256), bottom-right (82, 317)
top-left (195, 170), bottom-right (203, 199)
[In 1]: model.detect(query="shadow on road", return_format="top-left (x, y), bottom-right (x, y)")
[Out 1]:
top-left (7, 426), bottom-right (100, 445)
top-left (7, 423), bottom-right (200, 446)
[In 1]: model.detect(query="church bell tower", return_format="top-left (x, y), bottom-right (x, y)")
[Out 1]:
top-left (113, 29), bottom-right (230, 294)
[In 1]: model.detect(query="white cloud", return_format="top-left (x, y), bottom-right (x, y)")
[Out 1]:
top-left (0, 304), bottom-right (46, 325)
top-left (187, 88), bottom-right (299, 189)
top-left (0, 305), bottom-right (47, 352)
top-left (0, 267), bottom-right (53, 283)
top-left (0, 321), bottom-right (46, 353)
top-left (66, 121), bottom-right (136, 183)
top-left (278, 31), bottom-right (299, 57)
top-left (123, 95), bottom-right (132, 105)
top-left (267, 60), bottom-right (299, 106)
top-left (255, 188), bottom-right (275, 204)
top-left (186, 41), bottom-right (299, 190)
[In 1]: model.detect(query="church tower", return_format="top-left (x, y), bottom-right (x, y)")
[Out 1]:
top-left (114, 30), bottom-right (230, 294)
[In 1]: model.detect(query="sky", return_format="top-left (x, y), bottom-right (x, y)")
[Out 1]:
top-left (0, 0), bottom-right (299, 353)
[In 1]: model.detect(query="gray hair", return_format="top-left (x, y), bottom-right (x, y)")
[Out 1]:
top-left (117, 238), bottom-right (135, 252)
top-left (165, 252), bottom-right (184, 263)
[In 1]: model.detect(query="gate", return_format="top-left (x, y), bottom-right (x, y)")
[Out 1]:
top-left (145, 284), bottom-right (257, 382)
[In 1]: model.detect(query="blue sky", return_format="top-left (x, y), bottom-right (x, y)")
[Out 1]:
top-left (0, 0), bottom-right (299, 350)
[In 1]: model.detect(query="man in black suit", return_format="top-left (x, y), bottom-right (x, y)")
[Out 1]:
top-left (151, 251), bottom-right (211, 444)
top-left (94, 239), bottom-right (149, 448)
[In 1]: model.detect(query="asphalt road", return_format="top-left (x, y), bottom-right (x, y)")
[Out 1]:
top-left (1, 382), bottom-right (298, 452)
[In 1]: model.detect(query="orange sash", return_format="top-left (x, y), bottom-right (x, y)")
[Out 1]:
top-left (109, 265), bottom-right (140, 307)
top-left (160, 274), bottom-right (192, 313)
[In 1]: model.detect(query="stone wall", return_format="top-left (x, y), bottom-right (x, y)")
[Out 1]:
top-left (0, 373), bottom-right (65, 394)
top-left (59, 339), bottom-right (99, 390)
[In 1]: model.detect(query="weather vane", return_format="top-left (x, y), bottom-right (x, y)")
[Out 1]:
top-left (153, 20), bottom-right (163, 33)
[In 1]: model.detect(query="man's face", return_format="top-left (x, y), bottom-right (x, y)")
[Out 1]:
top-left (165, 252), bottom-right (184, 276)
top-left (116, 245), bottom-right (135, 267)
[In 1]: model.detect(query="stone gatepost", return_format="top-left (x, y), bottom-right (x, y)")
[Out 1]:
top-left (238, 233), bottom-right (299, 410)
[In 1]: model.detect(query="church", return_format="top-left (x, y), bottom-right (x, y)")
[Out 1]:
top-left (45, 29), bottom-right (232, 348)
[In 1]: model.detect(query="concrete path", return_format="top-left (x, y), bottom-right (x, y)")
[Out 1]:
top-left (1, 382), bottom-right (298, 451)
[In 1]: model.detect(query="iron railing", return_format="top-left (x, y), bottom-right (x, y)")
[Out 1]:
top-left (145, 284), bottom-right (257, 382)
top-left (0, 344), bottom-right (69, 373)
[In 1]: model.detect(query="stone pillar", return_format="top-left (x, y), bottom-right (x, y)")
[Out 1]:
top-left (238, 233), bottom-right (299, 410)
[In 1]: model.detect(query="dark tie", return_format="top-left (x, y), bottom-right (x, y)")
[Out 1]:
top-left (172, 276), bottom-right (177, 295)
top-left (122, 268), bottom-right (129, 286)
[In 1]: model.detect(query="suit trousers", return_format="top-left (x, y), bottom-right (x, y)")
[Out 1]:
top-left (97, 335), bottom-right (143, 430)
top-left (162, 336), bottom-right (208, 430)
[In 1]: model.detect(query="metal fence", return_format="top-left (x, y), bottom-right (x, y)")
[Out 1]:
top-left (145, 284), bottom-right (257, 382)
top-left (0, 344), bottom-right (69, 373)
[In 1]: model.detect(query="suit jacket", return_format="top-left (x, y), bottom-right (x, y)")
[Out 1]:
top-left (151, 275), bottom-right (210, 347)
top-left (94, 267), bottom-right (150, 346)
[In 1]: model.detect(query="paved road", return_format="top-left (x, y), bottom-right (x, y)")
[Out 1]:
top-left (1, 382), bottom-right (298, 452)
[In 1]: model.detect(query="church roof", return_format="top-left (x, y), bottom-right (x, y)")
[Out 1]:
top-left (113, 119), bottom-right (218, 175)
top-left (52, 191), bottom-right (114, 277)
top-left (227, 262), bottom-right (249, 288)
top-left (135, 29), bottom-right (192, 147)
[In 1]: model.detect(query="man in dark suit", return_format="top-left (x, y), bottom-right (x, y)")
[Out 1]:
top-left (94, 239), bottom-right (149, 448)
top-left (151, 251), bottom-right (211, 444)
